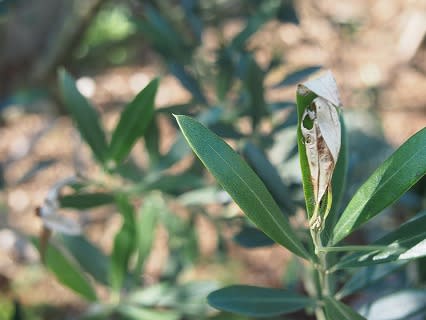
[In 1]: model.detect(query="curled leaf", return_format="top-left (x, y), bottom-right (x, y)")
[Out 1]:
top-left (298, 70), bottom-right (342, 107)
top-left (36, 176), bottom-right (82, 235)
top-left (298, 71), bottom-right (342, 228)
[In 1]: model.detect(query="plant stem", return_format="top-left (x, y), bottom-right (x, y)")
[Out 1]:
top-left (308, 203), bottom-right (334, 319)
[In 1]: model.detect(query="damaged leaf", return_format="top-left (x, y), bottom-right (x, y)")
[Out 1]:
top-left (297, 71), bottom-right (342, 229)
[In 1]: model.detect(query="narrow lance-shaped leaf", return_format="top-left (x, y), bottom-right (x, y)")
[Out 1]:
top-left (61, 235), bottom-right (110, 286)
top-left (208, 285), bottom-right (315, 317)
top-left (110, 196), bottom-right (136, 291)
top-left (357, 290), bottom-right (426, 320)
top-left (331, 211), bottom-right (426, 270)
top-left (331, 128), bottom-right (426, 245)
top-left (133, 193), bottom-right (161, 277)
top-left (109, 78), bottom-right (158, 164)
top-left (233, 226), bottom-right (275, 248)
top-left (336, 262), bottom-right (406, 299)
top-left (176, 115), bottom-right (311, 260)
top-left (273, 65), bottom-right (322, 88)
top-left (59, 192), bottom-right (115, 209)
top-left (33, 238), bottom-right (97, 301)
top-left (58, 69), bottom-right (109, 164)
top-left (324, 296), bottom-right (366, 320)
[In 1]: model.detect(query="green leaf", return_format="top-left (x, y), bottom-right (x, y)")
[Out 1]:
top-left (176, 115), bottom-right (311, 260)
top-left (357, 289), bottom-right (426, 320)
top-left (273, 66), bottom-right (321, 88)
top-left (336, 262), bottom-right (406, 299)
top-left (59, 192), bottom-right (115, 209)
top-left (331, 128), bottom-right (426, 245)
top-left (296, 90), bottom-right (317, 218)
top-left (110, 196), bottom-right (137, 291)
top-left (116, 305), bottom-right (180, 320)
top-left (324, 297), bottom-right (366, 320)
top-left (331, 211), bottom-right (426, 269)
top-left (61, 235), bottom-right (110, 286)
top-left (144, 117), bottom-right (161, 166)
top-left (177, 187), bottom-right (227, 206)
top-left (168, 63), bottom-right (207, 104)
top-left (242, 56), bottom-right (267, 130)
top-left (33, 238), bottom-right (97, 301)
top-left (133, 193), bottom-right (161, 277)
top-left (109, 78), bottom-right (158, 164)
top-left (231, 1), bottom-right (280, 49)
top-left (207, 285), bottom-right (315, 317)
top-left (129, 281), bottom-right (218, 316)
top-left (233, 226), bottom-right (275, 248)
top-left (58, 69), bottom-right (108, 164)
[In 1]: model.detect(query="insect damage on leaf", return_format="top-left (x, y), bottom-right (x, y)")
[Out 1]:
top-left (298, 71), bottom-right (342, 230)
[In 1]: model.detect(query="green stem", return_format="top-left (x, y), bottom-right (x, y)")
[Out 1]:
top-left (308, 203), bottom-right (334, 319)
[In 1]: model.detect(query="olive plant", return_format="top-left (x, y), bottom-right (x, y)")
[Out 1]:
top-left (176, 71), bottom-right (426, 319)
top-left (33, 70), bottom-right (217, 320)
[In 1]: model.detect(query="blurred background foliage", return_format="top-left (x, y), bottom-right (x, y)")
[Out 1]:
top-left (0, 0), bottom-right (425, 319)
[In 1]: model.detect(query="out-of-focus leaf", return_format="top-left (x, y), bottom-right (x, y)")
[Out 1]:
top-left (209, 123), bottom-right (245, 139)
top-left (336, 262), bottom-right (406, 299)
top-left (133, 193), bottom-right (161, 276)
top-left (127, 283), bottom-right (169, 306)
top-left (144, 116), bottom-right (161, 166)
top-left (58, 69), bottom-right (108, 164)
top-left (177, 187), bottom-right (230, 206)
top-left (168, 62), bottom-right (207, 104)
top-left (277, 0), bottom-right (299, 24)
top-left (243, 142), bottom-right (295, 214)
top-left (181, 0), bottom-right (203, 42)
top-left (215, 46), bottom-right (234, 101)
top-left (16, 159), bottom-right (57, 184)
top-left (155, 103), bottom-right (193, 115)
top-left (137, 5), bottom-right (186, 61)
top-left (110, 196), bottom-right (136, 292)
top-left (109, 79), bottom-right (158, 164)
top-left (231, 1), bottom-right (281, 49)
top-left (129, 281), bottom-right (218, 316)
top-left (116, 305), bottom-right (180, 320)
top-left (242, 56), bottom-right (267, 130)
top-left (59, 192), bottom-right (115, 209)
top-left (176, 115), bottom-right (311, 260)
top-left (61, 235), bottom-right (109, 286)
top-left (141, 172), bottom-right (205, 195)
top-left (358, 290), bottom-right (426, 320)
top-left (331, 128), bottom-right (426, 245)
top-left (208, 285), bottom-right (315, 317)
top-left (274, 66), bottom-right (321, 88)
top-left (11, 300), bottom-right (23, 320)
top-left (324, 297), bottom-right (366, 320)
top-left (33, 238), bottom-right (97, 301)
top-left (332, 211), bottom-right (426, 270)
top-left (282, 256), bottom-right (302, 291)
top-left (233, 226), bottom-right (275, 248)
